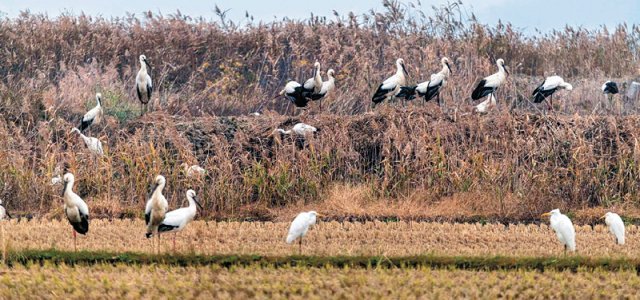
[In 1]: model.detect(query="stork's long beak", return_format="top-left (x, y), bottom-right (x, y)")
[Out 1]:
top-left (193, 196), bottom-right (204, 210)
top-left (402, 64), bottom-right (408, 76)
top-left (144, 59), bottom-right (152, 70)
top-left (540, 212), bottom-right (551, 218)
top-left (446, 62), bottom-right (453, 73)
top-left (61, 181), bottom-right (68, 197)
top-left (504, 65), bottom-right (510, 76)
top-left (149, 183), bottom-right (157, 196)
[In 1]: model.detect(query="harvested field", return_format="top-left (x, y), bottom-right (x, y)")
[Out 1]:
top-left (1, 263), bottom-right (639, 299)
top-left (4, 220), bottom-right (640, 257)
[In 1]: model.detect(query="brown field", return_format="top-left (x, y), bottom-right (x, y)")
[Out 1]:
top-left (1, 263), bottom-right (638, 299)
top-left (3, 219), bottom-right (640, 258)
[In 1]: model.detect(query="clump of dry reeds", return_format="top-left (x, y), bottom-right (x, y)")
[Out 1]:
top-left (0, 2), bottom-right (639, 219)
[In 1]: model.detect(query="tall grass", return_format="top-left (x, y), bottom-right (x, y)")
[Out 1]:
top-left (0, 1), bottom-right (639, 218)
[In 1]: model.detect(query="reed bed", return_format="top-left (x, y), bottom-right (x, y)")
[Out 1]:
top-left (1, 263), bottom-right (639, 299)
top-left (4, 220), bottom-right (640, 258)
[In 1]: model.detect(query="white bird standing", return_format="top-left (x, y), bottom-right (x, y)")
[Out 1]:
top-left (71, 128), bottom-right (104, 156)
top-left (0, 199), bottom-right (10, 220)
top-left (471, 58), bottom-right (509, 106)
top-left (276, 123), bottom-right (319, 136)
top-left (145, 175), bottom-right (169, 251)
top-left (153, 189), bottom-right (203, 251)
top-left (136, 54), bottom-right (153, 115)
top-left (309, 69), bottom-right (336, 110)
top-left (62, 173), bottom-right (89, 251)
top-left (541, 209), bottom-right (576, 254)
top-left (181, 163), bottom-right (206, 177)
top-left (398, 57), bottom-right (452, 106)
top-left (303, 61), bottom-right (323, 95)
top-left (532, 75), bottom-right (573, 110)
top-left (602, 212), bottom-right (625, 245)
top-left (286, 211), bottom-right (322, 252)
top-left (372, 58), bottom-right (408, 106)
top-left (79, 93), bottom-right (104, 133)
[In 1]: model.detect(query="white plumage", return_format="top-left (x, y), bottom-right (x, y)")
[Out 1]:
top-left (182, 163), bottom-right (206, 177)
top-left (51, 175), bottom-right (63, 185)
top-left (155, 189), bottom-right (203, 250)
top-left (603, 212), bottom-right (625, 245)
top-left (277, 123), bottom-right (319, 136)
top-left (303, 61), bottom-right (323, 94)
top-left (145, 175), bottom-right (169, 240)
top-left (71, 128), bottom-right (104, 156)
top-left (398, 57), bottom-right (451, 105)
top-left (474, 94), bottom-right (497, 114)
top-left (0, 199), bottom-right (9, 220)
top-left (136, 54), bottom-right (153, 115)
top-left (279, 81), bottom-right (309, 108)
top-left (471, 58), bottom-right (509, 102)
top-left (79, 93), bottom-right (103, 132)
top-left (286, 211), bottom-right (321, 251)
top-left (309, 69), bottom-right (336, 109)
top-left (532, 75), bottom-right (573, 109)
top-left (372, 58), bottom-right (408, 105)
top-left (542, 209), bottom-right (576, 253)
top-left (62, 173), bottom-right (89, 250)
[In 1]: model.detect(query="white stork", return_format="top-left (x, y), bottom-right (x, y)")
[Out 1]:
top-left (532, 76), bottom-right (573, 110)
top-left (309, 69), bottom-right (336, 110)
top-left (145, 175), bottom-right (169, 249)
top-left (372, 58), bottom-right (408, 106)
top-left (303, 61), bottom-right (323, 95)
top-left (398, 57), bottom-right (452, 106)
top-left (153, 189), bottom-right (203, 251)
top-left (471, 58), bottom-right (509, 105)
top-left (71, 128), bottom-right (104, 156)
top-left (136, 54), bottom-right (153, 115)
top-left (541, 209), bottom-right (576, 254)
top-left (0, 199), bottom-right (10, 220)
top-left (286, 211), bottom-right (322, 252)
top-left (79, 93), bottom-right (103, 132)
top-left (277, 123), bottom-right (319, 136)
top-left (279, 81), bottom-right (310, 109)
top-left (62, 173), bottom-right (89, 251)
top-left (181, 163), bottom-right (206, 177)
top-left (602, 212), bottom-right (625, 245)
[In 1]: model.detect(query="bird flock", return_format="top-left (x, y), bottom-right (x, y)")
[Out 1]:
top-left (0, 53), bottom-right (631, 255)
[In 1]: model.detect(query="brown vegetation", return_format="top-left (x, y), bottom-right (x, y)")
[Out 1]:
top-left (0, 2), bottom-right (639, 219)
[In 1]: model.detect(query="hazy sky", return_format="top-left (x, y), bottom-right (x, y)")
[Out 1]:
top-left (0, 0), bottom-right (638, 33)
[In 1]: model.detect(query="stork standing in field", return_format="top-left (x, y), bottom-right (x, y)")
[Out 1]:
top-left (372, 58), bottom-right (408, 106)
top-left (541, 209), bottom-right (576, 254)
top-left (71, 128), bottom-right (104, 156)
top-left (303, 61), bottom-right (323, 96)
top-left (471, 58), bottom-right (509, 112)
top-left (145, 175), bottom-right (169, 253)
top-left (602, 212), bottom-right (625, 245)
top-left (79, 93), bottom-right (104, 133)
top-left (398, 57), bottom-right (452, 106)
top-left (62, 173), bottom-right (89, 251)
top-left (286, 211), bottom-right (322, 253)
top-left (0, 200), bottom-right (10, 220)
top-left (136, 54), bottom-right (153, 115)
top-left (152, 189), bottom-right (203, 251)
top-left (532, 75), bottom-right (573, 110)
top-left (309, 69), bottom-right (336, 110)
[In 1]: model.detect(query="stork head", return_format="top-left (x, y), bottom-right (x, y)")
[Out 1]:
top-left (314, 61), bottom-right (321, 69)
top-left (497, 58), bottom-right (509, 75)
top-left (139, 54), bottom-right (151, 69)
top-left (62, 173), bottom-right (75, 196)
top-left (564, 83), bottom-right (573, 91)
top-left (186, 189), bottom-right (204, 210)
top-left (396, 58), bottom-right (407, 76)
top-left (327, 69), bottom-right (335, 78)
top-left (155, 175), bottom-right (166, 186)
top-left (442, 57), bottom-right (452, 73)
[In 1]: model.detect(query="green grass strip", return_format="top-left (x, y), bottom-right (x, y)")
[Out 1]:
top-left (5, 249), bottom-right (640, 272)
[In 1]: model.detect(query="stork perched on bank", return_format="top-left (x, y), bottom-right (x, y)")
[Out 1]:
top-left (145, 175), bottom-right (169, 253)
top-left (372, 58), bottom-right (408, 106)
top-left (62, 173), bottom-right (89, 251)
top-left (79, 93), bottom-right (103, 133)
top-left (398, 57), bottom-right (452, 106)
top-left (151, 189), bottom-right (203, 251)
top-left (532, 76), bottom-right (573, 110)
top-left (71, 128), bottom-right (104, 156)
top-left (279, 81), bottom-right (310, 111)
top-left (309, 69), bottom-right (336, 110)
top-left (471, 58), bottom-right (509, 112)
top-left (136, 54), bottom-right (153, 115)
top-left (303, 61), bottom-right (323, 96)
